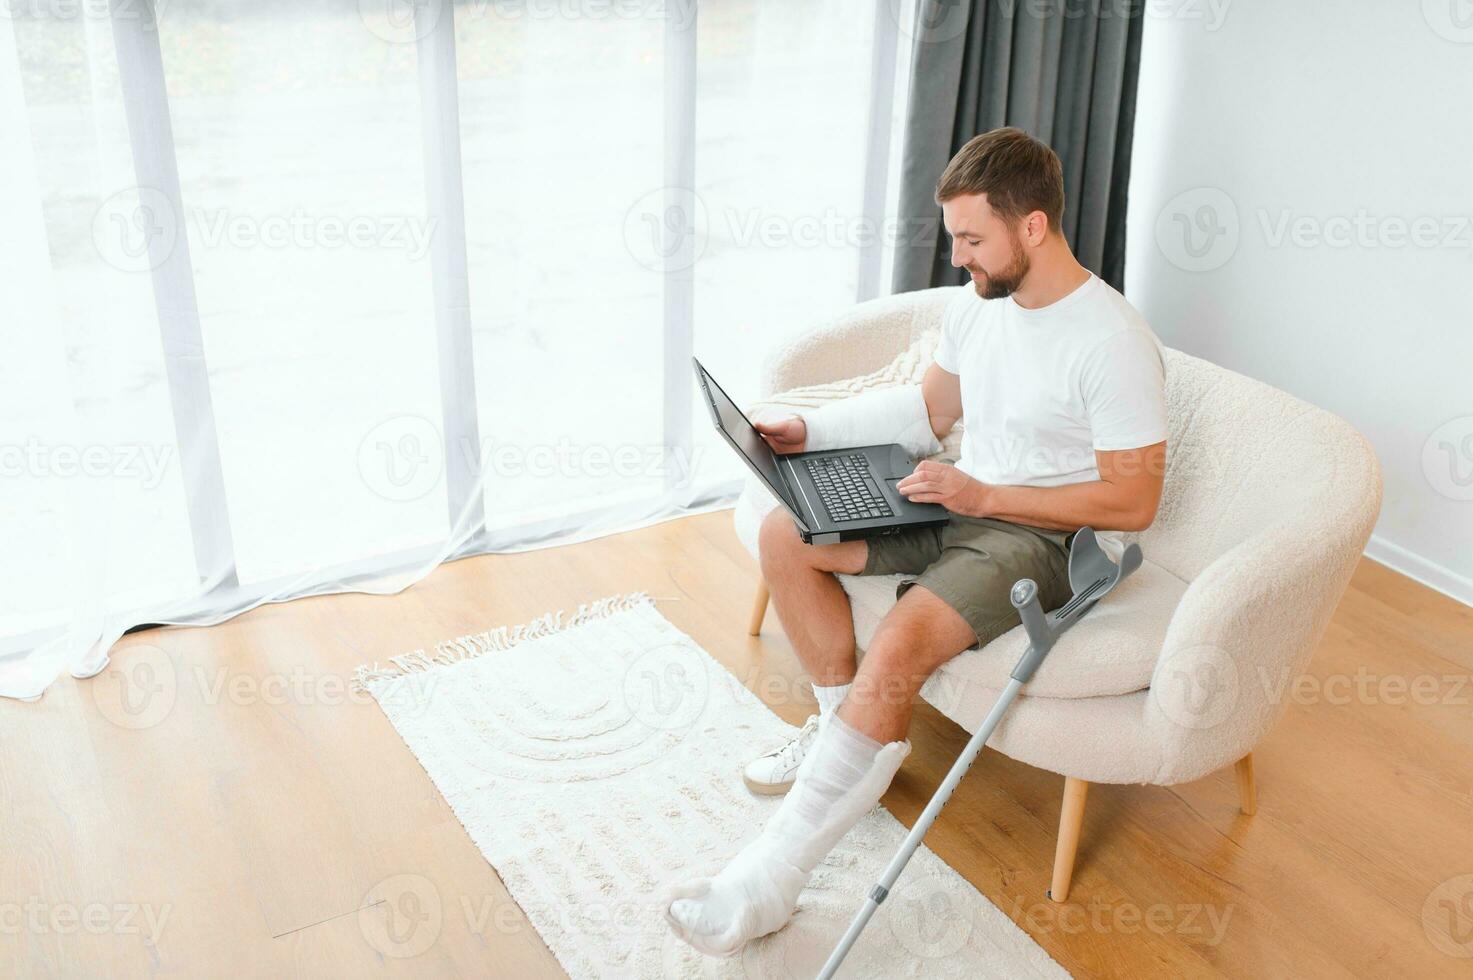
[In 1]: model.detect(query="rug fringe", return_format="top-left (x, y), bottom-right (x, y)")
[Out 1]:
top-left (351, 589), bottom-right (656, 691)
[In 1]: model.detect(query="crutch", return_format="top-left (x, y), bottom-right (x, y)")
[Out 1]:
top-left (816, 527), bottom-right (1143, 980)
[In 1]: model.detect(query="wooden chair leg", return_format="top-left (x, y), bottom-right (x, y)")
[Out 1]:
top-left (1235, 752), bottom-right (1257, 815)
top-left (748, 578), bottom-right (770, 636)
top-left (1048, 777), bottom-right (1089, 903)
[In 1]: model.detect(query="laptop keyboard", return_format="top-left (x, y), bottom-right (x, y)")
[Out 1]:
top-left (804, 453), bottom-right (895, 523)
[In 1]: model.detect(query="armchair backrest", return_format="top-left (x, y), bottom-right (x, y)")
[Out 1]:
top-left (1141, 348), bottom-right (1383, 585)
top-left (1138, 349), bottom-right (1382, 780)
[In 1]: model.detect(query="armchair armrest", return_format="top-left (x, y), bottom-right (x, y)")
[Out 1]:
top-left (1141, 456), bottom-right (1382, 783)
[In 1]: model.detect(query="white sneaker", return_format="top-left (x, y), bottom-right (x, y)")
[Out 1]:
top-left (742, 714), bottom-right (823, 796)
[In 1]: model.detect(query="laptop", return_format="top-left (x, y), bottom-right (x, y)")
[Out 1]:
top-left (693, 356), bottom-right (950, 545)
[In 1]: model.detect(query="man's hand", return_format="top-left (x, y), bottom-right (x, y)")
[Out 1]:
top-left (932, 442), bottom-right (1167, 532)
top-left (895, 460), bottom-right (987, 516)
top-left (753, 415), bottom-right (807, 455)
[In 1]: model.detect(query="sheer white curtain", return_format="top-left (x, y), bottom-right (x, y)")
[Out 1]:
top-left (0, 0), bottom-right (913, 701)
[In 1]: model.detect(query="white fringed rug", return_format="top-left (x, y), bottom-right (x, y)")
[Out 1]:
top-left (353, 591), bottom-right (1068, 980)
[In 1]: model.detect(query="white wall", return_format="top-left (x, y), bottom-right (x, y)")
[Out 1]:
top-left (1125, 2), bottom-right (1473, 606)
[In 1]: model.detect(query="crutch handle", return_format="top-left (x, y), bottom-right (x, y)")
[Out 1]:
top-left (1008, 579), bottom-right (1051, 683)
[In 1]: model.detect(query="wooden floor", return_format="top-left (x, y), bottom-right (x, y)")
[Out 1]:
top-left (4, 509), bottom-right (1471, 978)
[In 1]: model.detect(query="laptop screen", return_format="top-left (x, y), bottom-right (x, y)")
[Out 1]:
top-left (691, 357), bottom-right (808, 529)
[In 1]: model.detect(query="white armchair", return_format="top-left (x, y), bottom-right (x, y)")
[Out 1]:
top-left (733, 285), bottom-right (1383, 902)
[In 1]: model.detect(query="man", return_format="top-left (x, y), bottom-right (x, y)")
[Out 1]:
top-left (662, 127), bottom-right (1168, 957)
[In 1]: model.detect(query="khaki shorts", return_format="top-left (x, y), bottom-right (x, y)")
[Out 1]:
top-left (861, 515), bottom-right (1077, 651)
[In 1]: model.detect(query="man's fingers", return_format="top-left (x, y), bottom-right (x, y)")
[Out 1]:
top-left (906, 461), bottom-right (936, 480)
top-left (756, 419), bottom-right (797, 437)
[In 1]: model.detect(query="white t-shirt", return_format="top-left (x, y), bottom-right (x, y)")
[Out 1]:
top-left (934, 272), bottom-right (1168, 560)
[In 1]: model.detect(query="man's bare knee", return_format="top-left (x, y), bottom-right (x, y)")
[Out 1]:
top-left (758, 508), bottom-right (805, 574)
top-left (868, 587), bottom-right (978, 665)
top-left (757, 508), bottom-right (867, 576)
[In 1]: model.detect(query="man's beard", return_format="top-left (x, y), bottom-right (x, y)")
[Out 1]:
top-left (972, 233), bottom-right (1030, 300)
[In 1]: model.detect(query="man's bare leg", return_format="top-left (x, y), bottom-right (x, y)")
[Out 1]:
top-left (756, 508), bottom-right (868, 688)
top-left (838, 582), bottom-right (978, 743)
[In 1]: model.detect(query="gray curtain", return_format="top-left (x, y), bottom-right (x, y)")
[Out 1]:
top-left (892, 0), bottom-right (1145, 294)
